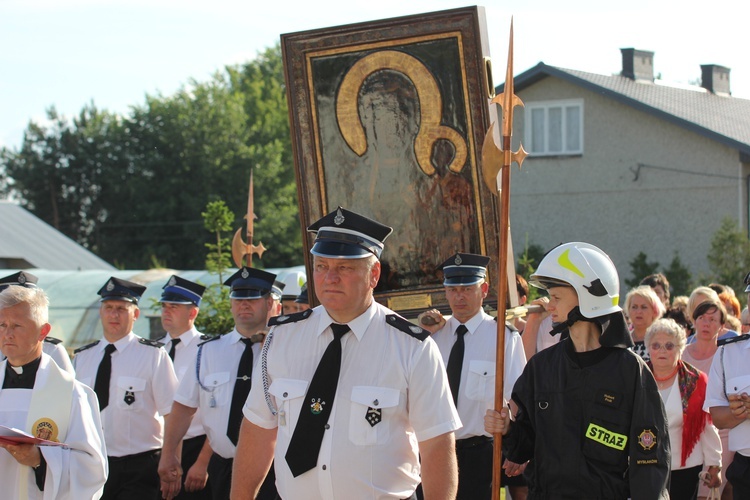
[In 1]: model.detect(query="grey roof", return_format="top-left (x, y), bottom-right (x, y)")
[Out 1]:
top-left (0, 201), bottom-right (115, 271)
top-left (508, 62), bottom-right (750, 156)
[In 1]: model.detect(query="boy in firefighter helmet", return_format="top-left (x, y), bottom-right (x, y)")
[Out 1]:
top-left (485, 242), bottom-right (670, 499)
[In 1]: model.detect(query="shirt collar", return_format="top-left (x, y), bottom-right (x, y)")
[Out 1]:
top-left (167, 327), bottom-right (201, 347)
top-left (314, 301), bottom-right (377, 342)
top-left (447, 309), bottom-right (486, 335)
top-left (99, 331), bottom-right (136, 353)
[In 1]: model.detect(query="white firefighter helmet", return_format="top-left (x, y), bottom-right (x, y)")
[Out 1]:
top-left (529, 242), bottom-right (621, 318)
top-left (277, 269), bottom-right (306, 301)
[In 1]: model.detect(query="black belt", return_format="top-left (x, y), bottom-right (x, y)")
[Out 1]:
top-left (455, 435), bottom-right (493, 450)
top-left (108, 449), bottom-right (160, 463)
top-left (210, 453), bottom-right (233, 465)
top-left (184, 434), bottom-right (206, 445)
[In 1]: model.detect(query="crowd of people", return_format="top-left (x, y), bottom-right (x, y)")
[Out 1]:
top-left (1, 207), bottom-right (750, 499)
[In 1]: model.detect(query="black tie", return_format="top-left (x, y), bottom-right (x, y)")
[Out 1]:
top-left (227, 338), bottom-right (254, 445)
top-left (285, 323), bottom-right (350, 477)
top-left (94, 344), bottom-right (117, 411)
top-left (168, 338), bottom-right (181, 362)
top-left (446, 324), bottom-right (468, 406)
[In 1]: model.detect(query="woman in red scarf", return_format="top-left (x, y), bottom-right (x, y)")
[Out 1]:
top-left (646, 318), bottom-right (723, 499)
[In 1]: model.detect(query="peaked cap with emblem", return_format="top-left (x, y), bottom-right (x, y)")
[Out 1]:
top-left (307, 206), bottom-right (393, 259)
top-left (295, 283), bottom-right (309, 304)
top-left (97, 277), bottom-right (147, 304)
top-left (160, 275), bottom-right (206, 306)
top-left (223, 267), bottom-right (277, 299)
top-left (0, 271), bottom-right (39, 291)
top-left (438, 253), bottom-right (490, 286)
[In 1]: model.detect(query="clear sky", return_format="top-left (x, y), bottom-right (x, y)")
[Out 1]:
top-left (2, 0), bottom-right (748, 150)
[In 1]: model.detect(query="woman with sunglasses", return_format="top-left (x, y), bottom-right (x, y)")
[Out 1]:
top-left (646, 318), bottom-right (722, 499)
top-left (682, 300), bottom-right (735, 499)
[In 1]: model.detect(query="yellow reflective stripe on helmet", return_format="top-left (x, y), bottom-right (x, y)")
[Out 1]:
top-left (612, 295), bottom-right (619, 306)
top-left (586, 423), bottom-right (627, 450)
top-left (557, 249), bottom-right (585, 278)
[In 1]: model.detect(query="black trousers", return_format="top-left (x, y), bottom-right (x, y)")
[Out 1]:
top-left (668, 464), bottom-right (702, 500)
top-left (455, 436), bottom-right (493, 500)
top-left (207, 453), bottom-right (277, 500)
top-left (727, 453), bottom-right (750, 500)
top-left (103, 449), bottom-right (161, 500)
top-left (172, 435), bottom-right (212, 500)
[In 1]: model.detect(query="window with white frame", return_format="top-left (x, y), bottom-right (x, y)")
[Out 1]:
top-left (524, 99), bottom-right (583, 156)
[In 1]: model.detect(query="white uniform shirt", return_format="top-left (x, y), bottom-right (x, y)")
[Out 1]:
top-left (661, 376), bottom-right (721, 469)
top-left (244, 301), bottom-right (461, 500)
top-left (73, 332), bottom-right (177, 457)
top-left (0, 354), bottom-right (107, 499)
top-left (161, 327), bottom-right (208, 440)
top-left (704, 336), bottom-right (750, 456)
top-left (174, 328), bottom-right (262, 459)
top-left (431, 310), bottom-right (526, 439)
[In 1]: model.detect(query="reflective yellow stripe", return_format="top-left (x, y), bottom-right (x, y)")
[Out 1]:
top-left (586, 423), bottom-right (627, 450)
top-left (557, 249), bottom-right (585, 278)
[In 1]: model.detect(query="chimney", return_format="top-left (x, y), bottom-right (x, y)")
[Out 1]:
top-left (620, 48), bottom-right (654, 82)
top-left (701, 64), bottom-right (731, 95)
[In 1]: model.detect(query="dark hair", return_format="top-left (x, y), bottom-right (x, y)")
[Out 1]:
top-left (639, 273), bottom-right (670, 302)
top-left (691, 299), bottom-right (727, 324)
top-left (516, 275), bottom-right (529, 299)
top-left (708, 283), bottom-right (728, 296)
top-left (663, 306), bottom-right (690, 334)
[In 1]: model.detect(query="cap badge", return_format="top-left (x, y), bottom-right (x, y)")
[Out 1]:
top-left (241, 268), bottom-right (249, 279)
top-left (17, 274), bottom-right (27, 285)
top-left (168, 276), bottom-right (177, 287)
top-left (334, 208), bottom-right (345, 226)
top-left (106, 280), bottom-right (115, 291)
top-left (454, 255), bottom-right (463, 265)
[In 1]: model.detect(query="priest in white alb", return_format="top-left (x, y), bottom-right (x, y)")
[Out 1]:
top-left (0, 284), bottom-right (107, 499)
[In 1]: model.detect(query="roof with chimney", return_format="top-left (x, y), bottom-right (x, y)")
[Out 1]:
top-left (507, 50), bottom-right (750, 157)
top-left (0, 201), bottom-right (115, 271)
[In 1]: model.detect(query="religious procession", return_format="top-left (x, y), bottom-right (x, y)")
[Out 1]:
top-left (3, 5), bottom-right (750, 500)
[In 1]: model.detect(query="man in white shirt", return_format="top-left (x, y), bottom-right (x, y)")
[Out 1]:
top-left (419, 253), bottom-right (526, 500)
top-left (0, 284), bottom-right (107, 499)
top-left (74, 277), bottom-right (178, 500)
top-left (233, 206), bottom-right (461, 500)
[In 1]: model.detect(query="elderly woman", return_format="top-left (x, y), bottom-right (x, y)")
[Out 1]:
top-left (646, 318), bottom-right (722, 499)
top-left (682, 300), bottom-right (735, 499)
top-left (625, 285), bottom-right (666, 361)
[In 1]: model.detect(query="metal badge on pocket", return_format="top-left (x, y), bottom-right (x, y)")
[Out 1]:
top-left (124, 390), bottom-right (135, 406)
top-left (366, 407), bottom-right (382, 427)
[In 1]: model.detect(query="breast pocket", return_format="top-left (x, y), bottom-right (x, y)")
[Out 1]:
top-left (726, 374), bottom-right (750, 395)
top-left (202, 371), bottom-right (232, 408)
top-left (115, 376), bottom-right (147, 410)
top-left (465, 360), bottom-right (495, 402)
top-left (582, 405), bottom-right (630, 466)
top-left (268, 379), bottom-right (308, 437)
top-left (349, 386), bottom-right (401, 446)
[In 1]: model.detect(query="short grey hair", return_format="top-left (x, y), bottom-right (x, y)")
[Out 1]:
top-left (645, 318), bottom-right (687, 355)
top-left (0, 285), bottom-right (50, 327)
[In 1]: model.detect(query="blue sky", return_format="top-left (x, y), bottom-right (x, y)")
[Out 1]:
top-left (2, 0), bottom-right (748, 150)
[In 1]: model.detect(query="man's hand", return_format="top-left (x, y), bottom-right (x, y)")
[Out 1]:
top-left (184, 460), bottom-right (209, 492)
top-left (503, 458), bottom-right (528, 477)
top-left (417, 309), bottom-right (446, 334)
top-left (484, 408), bottom-right (511, 436)
top-left (728, 393), bottom-right (750, 420)
top-left (0, 442), bottom-right (42, 467)
top-left (157, 451), bottom-right (183, 499)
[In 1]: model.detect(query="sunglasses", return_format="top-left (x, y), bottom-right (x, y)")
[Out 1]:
top-left (649, 342), bottom-right (676, 351)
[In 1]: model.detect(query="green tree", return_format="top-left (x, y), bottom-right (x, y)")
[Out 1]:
top-left (626, 252), bottom-right (660, 289)
top-left (707, 217), bottom-right (750, 295)
top-left (194, 200), bottom-right (236, 335)
top-left (516, 238), bottom-right (546, 301)
top-left (663, 252), bottom-right (692, 299)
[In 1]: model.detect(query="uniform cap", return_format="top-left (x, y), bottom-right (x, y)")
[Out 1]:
top-left (271, 280), bottom-right (286, 300)
top-left (307, 206), bottom-right (392, 259)
top-left (0, 271), bottom-right (39, 291)
top-left (160, 275), bottom-right (205, 306)
top-left (295, 283), bottom-right (309, 304)
top-left (438, 253), bottom-right (490, 286)
top-left (223, 267), bottom-right (277, 299)
top-left (97, 277), bottom-right (146, 304)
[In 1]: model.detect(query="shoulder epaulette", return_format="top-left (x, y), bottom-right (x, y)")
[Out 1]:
top-left (139, 338), bottom-right (165, 348)
top-left (386, 314), bottom-right (429, 342)
top-left (718, 334), bottom-right (750, 347)
top-left (155, 335), bottom-right (167, 343)
top-left (199, 333), bottom-right (214, 341)
top-left (74, 340), bottom-right (100, 354)
top-left (44, 336), bottom-right (63, 345)
top-left (198, 335), bottom-right (221, 347)
top-left (269, 308), bottom-right (313, 326)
